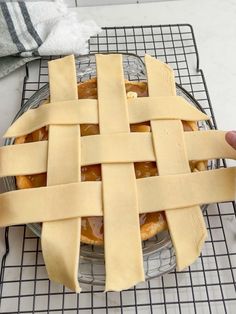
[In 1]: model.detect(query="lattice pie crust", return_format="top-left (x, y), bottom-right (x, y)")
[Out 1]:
top-left (0, 54), bottom-right (235, 292)
top-left (14, 78), bottom-right (170, 245)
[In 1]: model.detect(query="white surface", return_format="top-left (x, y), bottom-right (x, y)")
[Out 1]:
top-left (67, 0), bottom-right (177, 7)
top-left (0, 0), bottom-right (236, 310)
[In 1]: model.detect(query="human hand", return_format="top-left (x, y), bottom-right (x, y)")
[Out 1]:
top-left (225, 131), bottom-right (236, 150)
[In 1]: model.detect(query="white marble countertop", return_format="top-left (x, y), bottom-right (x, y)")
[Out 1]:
top-left (0, 0), bottom-right (236, 310)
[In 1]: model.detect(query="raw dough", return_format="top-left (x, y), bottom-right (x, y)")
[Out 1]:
top-left (96, 54), bottom-right (144, 291)
top-left (41, 55), bottom-right (81, 292)
top-left (1, 131), bottom-right (235, 177)
top-left (4, 96), bottom-right (208, 137)
top-left (0, 167), bottom-right (235, 227)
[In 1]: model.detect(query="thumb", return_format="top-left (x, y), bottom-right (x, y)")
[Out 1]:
top-left (225, 131), bottom-right (236, 150)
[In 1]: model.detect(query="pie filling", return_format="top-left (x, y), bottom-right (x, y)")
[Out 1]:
top-left (15, 78), bottom-right (204, 245)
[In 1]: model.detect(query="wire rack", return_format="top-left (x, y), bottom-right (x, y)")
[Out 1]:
top-left (0, 24), bottom-right (236, 314)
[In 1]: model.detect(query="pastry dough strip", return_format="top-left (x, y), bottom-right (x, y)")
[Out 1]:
top-left (2, 131), bottom-right (235, 177)
top-left (4, 96), bottom-right (208, 138)
top-left (41, 56), bottom-right (81, 292)
top-left (184, 130), bottom-right (236, 160)
top-left (145, 55), bottom-right (207, 270)
top-left (96, 54), bottom-right (144, 291)
top-left (0, 167), bottom-right (235, 227)
top-left (0, 141), bottom-right (48, 176)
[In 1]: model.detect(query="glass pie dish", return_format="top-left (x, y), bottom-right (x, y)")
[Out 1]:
top-left (3, 53), bottom-right (217, 286)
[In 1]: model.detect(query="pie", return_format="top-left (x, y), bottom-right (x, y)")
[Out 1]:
top-left (0, 54), bottom-right (235, 293)
top-left (14, 78), bottom-right (205, 245)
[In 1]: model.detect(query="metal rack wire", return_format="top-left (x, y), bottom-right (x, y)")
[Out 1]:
top-left (0, 24), bottom-right (236, 314)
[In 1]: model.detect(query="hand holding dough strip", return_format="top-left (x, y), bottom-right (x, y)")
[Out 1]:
top-left (1, 131), bottom-right (236, 177)
top-left (0, 54), bottom-right (236, 292)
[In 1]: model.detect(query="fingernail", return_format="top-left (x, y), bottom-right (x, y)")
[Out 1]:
top-left (225, 131), bottom-right (236, 147)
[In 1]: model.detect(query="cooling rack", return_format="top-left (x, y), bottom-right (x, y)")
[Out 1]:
top-left (0, 24), bottom-right (236, 314)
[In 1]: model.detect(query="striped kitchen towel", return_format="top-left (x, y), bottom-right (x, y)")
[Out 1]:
top-left (0, 0), bottom-right (101, 78)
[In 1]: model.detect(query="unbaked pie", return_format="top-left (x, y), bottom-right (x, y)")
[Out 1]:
top-left (14, 78), bottom-right (206, 245)
top-left (0, 54), bottom-right (235, 293)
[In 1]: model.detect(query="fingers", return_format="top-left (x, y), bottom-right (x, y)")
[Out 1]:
top-left (225, 131), bottom-right (236, 150)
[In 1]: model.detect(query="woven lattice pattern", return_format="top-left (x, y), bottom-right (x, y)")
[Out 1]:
top-left (0, 53), bottom-right (235, 293)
